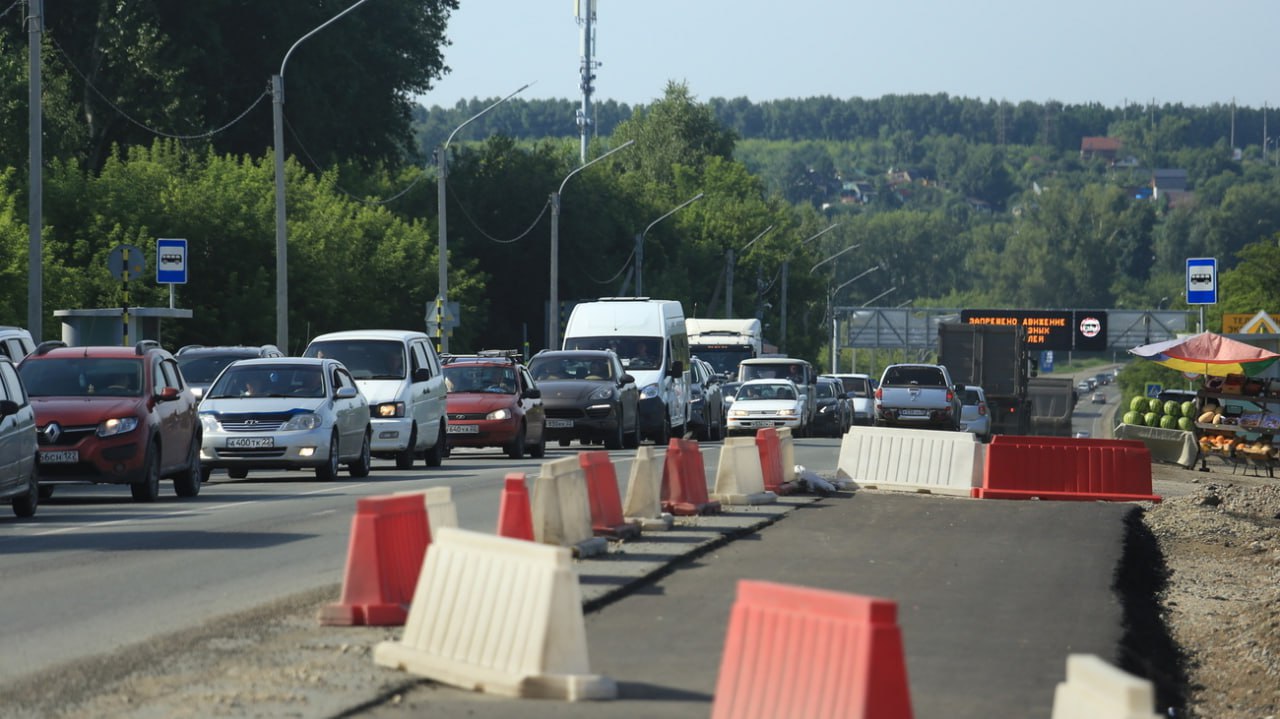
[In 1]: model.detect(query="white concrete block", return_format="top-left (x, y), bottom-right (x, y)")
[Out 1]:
top-left (622, 446), bottom-right (673, 530)
top-left (374, 527), bottom-right (617, 701)
top-left (776, 427), bottom-right (799, 481)
top-left (1051, 654), bottom-right (1160, 719)
top-left (712, 438), bottom-right (778, 505)
top-left (532, 456), bottom-right (606, 558)
top-left (835, 425), bottom-right (982, 496)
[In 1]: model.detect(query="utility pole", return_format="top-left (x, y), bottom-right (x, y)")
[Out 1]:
top-left (575, 0), bottom-right (597, 165)
top-left (27, 0), bottom-right (42, 338)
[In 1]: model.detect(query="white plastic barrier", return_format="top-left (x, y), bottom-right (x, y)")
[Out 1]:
top-left (1051, 654), bottom-right (1161, 719)
top-left (712, 438), bottom-right (778, 505)
top-left (395, 486), bottom-right (458, 537)
top-left (374, 527), bottom-right (617, 701)
top-left (775, 427), bottom-right (800, 481)
top-left (621, 445), bottom-right (673, 530)
top-left (836, 425), bottom-right (983, 496)
top-left (532, 456), bottom-right (607, 558)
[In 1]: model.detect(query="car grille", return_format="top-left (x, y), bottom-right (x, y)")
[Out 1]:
top-left (545, 408), bottom-right (586, 420)
top-left (218, 448), bottom-right (288, 459)
top-left (38, 425), bottom-right (96, 446)
top-left (213, 412), bottom-right (294, 432)
top-left (450, 412), bottom-right (487, 421)
top-left (585, 406), bottom-right (612, 419)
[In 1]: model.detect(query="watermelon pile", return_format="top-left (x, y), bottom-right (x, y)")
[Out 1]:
top-left (1121, 395), bottom-right (1194, 431)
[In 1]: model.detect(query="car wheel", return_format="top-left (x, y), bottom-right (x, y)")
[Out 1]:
top-left (348, 430), bottom-right (372, 477)
top-left (652, 413), bottom-right (671, 446)
top-left (131, 446), bottom-right (161, 502)
top-left (528, 426), bottom-right (546, 459)
top-left (396, 425), bottom-right (418, 469)
top-left (12, 468), bottom-right (38, 518)
top-left (316, 433), bottom-right (340, 480)
top-left (173, 432), bottom-right (202, 498)
top-left (506, 423), bottom-right (526, 460)
top-left (228, 468), bottom-right (249, 479)
top-left (425, 424), bottom-right (446, 467)
top-left (605, 419), bottom-right (625, 450)
top-left (200, 466), bottom-right (213, 484)
top-left (623, 414), bottom-right (641, 449)
top-left (38, 485), bottom-right (55, 500)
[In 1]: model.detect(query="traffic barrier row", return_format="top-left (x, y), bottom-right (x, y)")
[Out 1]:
top-left (756, 427), bottom-right (800, 495)
top-left (712, 437), bottom-right (779, 505)
top-left (661, 438), bottom-right (723, 516)
top-left (532, 456), bottom-right (608, 558)
top-left (579, 451), bottom-right (642, 539)
top-left (835, 425), bottom-right (985, 496)
top-left (975, 435), bottom-right (1161, 503)
top-left (622, 445), bottom-right (674, 530)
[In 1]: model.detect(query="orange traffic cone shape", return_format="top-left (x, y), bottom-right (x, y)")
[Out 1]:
top-left (496, 473), bottom-right (535, 541)
top-left (319, 493), bottom-right (432, 626)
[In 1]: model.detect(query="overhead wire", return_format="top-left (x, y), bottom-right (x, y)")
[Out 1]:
top-left (584, 249), bottom-right (636, 284)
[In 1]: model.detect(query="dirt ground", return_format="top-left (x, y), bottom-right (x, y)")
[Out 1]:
top-left (1146, 460), bottom-right (1280, 719)
top-left (4, 461), bottom-right (1277, 718)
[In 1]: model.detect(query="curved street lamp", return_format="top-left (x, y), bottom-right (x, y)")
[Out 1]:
top-left (435, 82), bottom-right (533, 352)
top-left (273, 0), bottom-right (375, 352)
top-left (725, 224), bottom-right (774, 317)
top-left (635, 192), bottom-right (704, 296)
top-left (828, 266), bottom-right (880, 371)
top-left (549, 139), bottom-right (635, 348)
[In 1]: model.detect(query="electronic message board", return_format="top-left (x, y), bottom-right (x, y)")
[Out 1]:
top-left (959, 309), bottom-right (1108, 352)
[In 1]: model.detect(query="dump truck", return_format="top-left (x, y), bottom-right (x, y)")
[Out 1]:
top-left (1027, 377), bottom-right (1076, 437)
top-left (937, 322), bottom-right (1032, 435)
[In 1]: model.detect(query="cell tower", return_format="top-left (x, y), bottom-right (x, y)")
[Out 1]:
top-left (574, 0), bottom-right (598, 165)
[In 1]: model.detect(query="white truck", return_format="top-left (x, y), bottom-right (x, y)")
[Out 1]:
top-left (685, 318), bottom-right (764, 380)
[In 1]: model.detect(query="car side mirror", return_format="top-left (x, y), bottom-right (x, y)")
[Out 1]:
top-left (524, 387), bottom-right (541, 400)
top-left (667, 360), bottom-right (683, 377)
top-left (0, 399), bottom-right (18, 417)
top-left (412, 367), bottom-right (431, 383)
top-left (619, 373), bottom-right (635, 385)
top-left (156, 386), bottom-right (181, 402)
top-left (953, 383), bottom-right (965, 394)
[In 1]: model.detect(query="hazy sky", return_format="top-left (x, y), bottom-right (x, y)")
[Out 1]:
top-left (422, 0), bottom-right (1280, 110)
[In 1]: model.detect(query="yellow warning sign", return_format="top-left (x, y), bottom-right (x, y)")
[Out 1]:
top-left (1224, 311), bottom-right (1279, 334)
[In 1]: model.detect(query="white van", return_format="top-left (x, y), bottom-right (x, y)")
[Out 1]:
top-left (303, 330), bottom-right (447, 468)
top-left (562, 298), bottom-right (690, 444)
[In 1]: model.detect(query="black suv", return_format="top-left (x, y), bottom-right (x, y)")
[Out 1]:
top-left (528, 350), bottom-right (640, 449)
top-left (176, 344), bottom-right (284, 399)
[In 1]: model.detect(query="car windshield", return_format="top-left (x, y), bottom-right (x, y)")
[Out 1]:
top-left (741, 363), bottom-right (807, 384)
top-left (563, 336), bottom-right (661, 371)
top-left (841, 378), bottom-right (871, 397)
top-left (19, 358), bottom-right (144, 397)
top-left (303, 340), bottom-right (405, 380)
top-left (697, 348), bottom-right (754, 377)
top-left (206, 365), bottom-right (325, 399)
top-left (528, 355), bottom-right (613, 382)
top-left (176, 354), bottom-right (255, 384)
top-left (882, 367), bottom-right (945, 387)
top-left (961, 389), bottom-right (983, 405)
top-left (444, 365), bottom-right (517, 394)
top-left (737, 383), bottom-right (795, 401)
top-left (816, 382), bottom-right (837, 399)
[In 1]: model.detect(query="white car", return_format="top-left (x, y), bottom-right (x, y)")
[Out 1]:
top-left (958, 386), bottom-right (992, 442)
top-left (198, 358), bottom-right (371, 481)
top-left (725, 379), bottom-right (805, 436)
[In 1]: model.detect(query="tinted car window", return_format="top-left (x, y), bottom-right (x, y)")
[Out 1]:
top-left (444, 365), bottom-right (518, 394)
top-left (176, 355), bottom-right (252, 384)
top-left (961, 389), bottom-right (983, 404)
top-left (816, 382), bottom-right (837, 399)
top-left (304, 340), bottom-right (406, 380)
top-left (883, 367), bottom-right (945, 386)
top-left (20, 358), bottom-right (144, 397)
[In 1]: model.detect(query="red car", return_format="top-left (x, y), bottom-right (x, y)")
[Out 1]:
top-left (18, 340), bottom-right (203, 501)
top-left (442, 351), bottom-right (545, 459)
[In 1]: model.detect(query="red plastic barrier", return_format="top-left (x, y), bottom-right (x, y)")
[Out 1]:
top-left (578, 451), bottom-right (641, 539)
top-left (711, 580), bottom-right (913, 719)
top-left (753, 428), bottom-right (798, 495)
top-left (661, 438), bottom-right (722, 516)
top-left (496, 473), bottom-right (535, 541)
top-left (975, 436), bottom-right (1161, 503)
top-left (319, 494), bottom-right (431, 626)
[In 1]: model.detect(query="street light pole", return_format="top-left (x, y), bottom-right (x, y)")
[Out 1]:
top-left (27, 0), bottom-right (42, 338)
top-left (727, 224), bottom-right (774, 317)
top-left (635, 192), bottom-right (704, 296)
top-left (272, 0), bottom-right (374, 352)
top-left (780, 223), bottom-right (839, 356)
top-left (861, 286), bottom-right (897, 307)
top-left (828, 266), bottom-right (880, 371)
top-left (549, 139), bottom-right (634, 349)
top-left (436, 83), bottom-right (532, 353)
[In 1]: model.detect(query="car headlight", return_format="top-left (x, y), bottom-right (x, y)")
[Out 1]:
top-left (97, 416), bottom-right (139, 437)
top-left (486, 408), bottom-right (512, 421)
top-left (588, 386), bottom-right (613, 401)
top-left (778, 408), bottom-right (798, 417)
top-left (374, 402), bottom-right (405, 418)
top-left (280, 412), bottom-right (321, 431)
top-left (199, 414), bottom-right (219, 432)
top-left (729, 409), bottom-right (749, 418)
top-left (640, 383), bottom-right (660, 400)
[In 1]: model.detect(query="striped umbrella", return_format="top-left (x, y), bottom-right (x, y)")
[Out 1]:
top-left (1128, 331), bottom-right (1280, 377)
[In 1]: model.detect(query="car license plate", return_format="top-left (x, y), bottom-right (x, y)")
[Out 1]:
top-left (900, 409), bottom-right (928, 417)
top-left (545, 419), bottom-right (574, 429)
top-left (227, 437), bottom-right (274, 449)
top-left (40, 450), bottom-right (78, 464)
top-left (446, 424), bottom-right (478, 434)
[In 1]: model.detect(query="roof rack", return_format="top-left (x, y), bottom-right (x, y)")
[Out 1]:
top-left (33, 340), bottom-right (67, 356)
top-left (176, 344), bottom-right (205, 355)
top-left (134, 340), bottom-right (162, 355)
top-left (442, 349), bottom-right (524, 365)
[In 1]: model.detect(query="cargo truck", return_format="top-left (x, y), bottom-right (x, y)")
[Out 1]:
top-left (1027, 377), bottom-right (1076, 437)
top-left (937, 322), bottom-right (1033, 436)
top-left (686, 318), bottom-right (764, 380)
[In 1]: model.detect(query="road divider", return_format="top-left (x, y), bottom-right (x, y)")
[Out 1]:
top-left (622, 445), bottom-right (674, 530)
top-left (318, 493), bottom-right (430, 626)
top-left (532, 456), bottom-right (608, 557)
top-left (711, 579), bottom-right (913, 719)
top-left (395, 486), bottom-right (458, 533)
top-left (578, 451), bottom-right (641, 539)
top-left (497, 473), bottom-right (535, 541)
top-left (836, 426), bottom-right (983, 496)
top-left (975, 436), bottom-right (1161, 502)
top-left (374, 527), bottom-right (617, 701)
top-left (661, 438), bottom-right (722, 516)
top-left (712, 437), bottom-right (778, 506)
top-left (1051, 654), bottom-right (1161, 718)
top-left (755, 428), bottom-right (799, 495)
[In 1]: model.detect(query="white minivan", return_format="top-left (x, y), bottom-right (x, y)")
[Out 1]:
top-left (303, 330), bottom-right (448, 468)
top-left (562, 298), bottom-right (690, 444)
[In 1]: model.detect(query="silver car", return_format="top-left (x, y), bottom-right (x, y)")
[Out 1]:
top-left (0, 357), bottom-right (38, 517)
top-left (958, 386), bottom-right (992, 442)
top-left (198, 358), bottom-right (371, 481)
